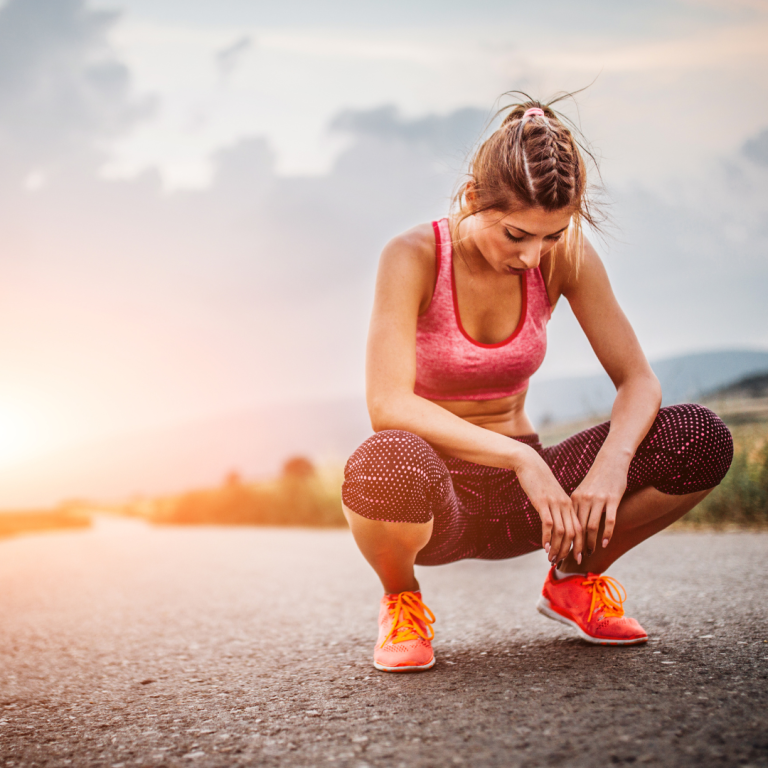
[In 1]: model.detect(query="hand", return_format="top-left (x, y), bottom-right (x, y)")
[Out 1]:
top-left (514, 449), bottom-right (581, 566)
top-left (570, 459), bottom-right (628, 561)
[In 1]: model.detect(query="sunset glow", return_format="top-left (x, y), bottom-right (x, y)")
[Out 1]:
top-left (0, 0), bottom-right (765, 506)
top-left (0, 404), bottom-right (44, 467)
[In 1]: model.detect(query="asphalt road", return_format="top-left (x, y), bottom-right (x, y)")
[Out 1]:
top-left (1, 517), bottom-right (767, 768)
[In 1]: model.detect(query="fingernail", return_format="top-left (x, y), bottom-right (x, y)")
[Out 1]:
top-left (577, 553), bottom-right (582, 565)
top-left (602, 538), bottom-right (609, 548)
top-left (544, 543), bottom-right (550, 554)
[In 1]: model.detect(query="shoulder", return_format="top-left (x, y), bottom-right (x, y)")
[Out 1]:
top-left (540, 233), bottom-right (606, 306)
top-left (376, 222), bottom-right (439, 311)
top-left (379, 221), bottom-right (437, 272)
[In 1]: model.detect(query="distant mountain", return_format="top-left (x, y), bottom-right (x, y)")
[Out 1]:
top-left (2, 348), bottom-right (768, 507)
top-left (702, 372), bottom-right (768, 400)
top-left (525, 349), bottom-right (768, 426)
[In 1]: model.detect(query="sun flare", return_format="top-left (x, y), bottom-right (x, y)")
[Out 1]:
top-left (0, 404), bottom-right (44, 467)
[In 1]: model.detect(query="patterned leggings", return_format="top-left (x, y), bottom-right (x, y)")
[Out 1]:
top-left (341, 404), bottom-right (733, 566)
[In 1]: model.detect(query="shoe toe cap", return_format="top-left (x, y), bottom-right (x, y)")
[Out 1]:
top-left (594, 616), bottom-right (648, 641)
top-left (374, 640), bottom-right (434, 669)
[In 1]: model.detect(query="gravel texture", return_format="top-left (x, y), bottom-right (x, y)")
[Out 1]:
top-left (1, 517), bottom-right (767, 767)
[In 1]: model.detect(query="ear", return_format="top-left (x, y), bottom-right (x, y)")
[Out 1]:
top-left (464, 180), bottom-right (477, 204)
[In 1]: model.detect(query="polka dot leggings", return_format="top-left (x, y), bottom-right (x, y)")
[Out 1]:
top-left (341, 404), bottom-right (733, 566)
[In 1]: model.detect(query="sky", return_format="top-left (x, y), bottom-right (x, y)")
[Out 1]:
top-left (1, 0), bottom-right (767, 468)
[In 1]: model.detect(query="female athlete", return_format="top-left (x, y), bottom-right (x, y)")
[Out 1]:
top-left (341, 95), bottom-right (733, 672)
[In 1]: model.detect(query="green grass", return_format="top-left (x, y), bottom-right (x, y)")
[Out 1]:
top-left (679, 420), bottom-right (768, 528)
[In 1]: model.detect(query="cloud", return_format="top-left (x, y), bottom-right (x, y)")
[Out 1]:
top-left (595, 148), bottom-right (768, 360)
top-left (331, 104), bottom-right (488, 160)
top-left (742, 127), bottom-right (768, 166)
top-left (0, 2), bottom-right (766, 464)
top-left (215, 36), bottom-right (252, 80)
top-left (0, 0), bottom-right (153, 179)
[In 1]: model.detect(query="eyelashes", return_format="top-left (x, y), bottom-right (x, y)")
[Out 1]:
top-left (504, 230), bottom-right (564, 243)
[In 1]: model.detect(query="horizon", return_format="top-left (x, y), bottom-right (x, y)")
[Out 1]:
top-left (1, 346), bottom-right (767, 508)
top-left (1, 0), bottom-right (767, 483)
top-left (4, 344), bottom-right (768, 465)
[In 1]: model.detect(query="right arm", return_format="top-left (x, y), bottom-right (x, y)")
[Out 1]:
top-left (365, 230), bottom-right (578, 562)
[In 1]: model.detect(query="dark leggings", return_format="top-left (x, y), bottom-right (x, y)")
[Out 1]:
top-left (342, 404), bottom-right (733, 566)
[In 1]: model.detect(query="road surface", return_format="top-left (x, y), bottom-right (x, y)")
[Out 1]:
top-left (1, 517), bottom-right (767, 767)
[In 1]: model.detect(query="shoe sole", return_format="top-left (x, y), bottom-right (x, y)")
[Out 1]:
top-left (373, 656), bottom-right (436, 673)
top-left (536, 597), bottom-right (648, 646)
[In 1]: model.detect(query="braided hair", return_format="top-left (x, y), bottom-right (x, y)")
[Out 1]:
top-left (452, 92), bottom-right (603, 273)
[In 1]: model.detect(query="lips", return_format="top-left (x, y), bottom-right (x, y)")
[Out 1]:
top-left (505, 266), bottom-right (528, 275)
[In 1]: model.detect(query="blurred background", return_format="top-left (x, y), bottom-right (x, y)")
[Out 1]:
top-left (0, 0), bottom-right (767, 526)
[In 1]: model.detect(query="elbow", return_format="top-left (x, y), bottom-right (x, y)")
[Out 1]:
top-left (616, 368), bottom-right (662, 410)
top-left (369, 410), bottom-right (390, 433)
top-left (654, 377), bottom-right (662, 409)
top-left (367, 392), bottom-right (411, 433)
top-left (369, 404), bottom-right (398, 433)
top-left (636, 370), bottom-right (662, 410)
top-left (647, 371), bottom-right (662, 409)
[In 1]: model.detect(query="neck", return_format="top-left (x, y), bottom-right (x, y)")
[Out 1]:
top-left (451, 216), bottom-right (493, 275)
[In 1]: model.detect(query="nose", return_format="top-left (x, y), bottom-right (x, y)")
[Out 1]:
top-left (518, 241), bottom-right (543, 269)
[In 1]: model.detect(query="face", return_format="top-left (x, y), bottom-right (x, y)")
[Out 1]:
top-left (465, 206), bottom-right (573, 275)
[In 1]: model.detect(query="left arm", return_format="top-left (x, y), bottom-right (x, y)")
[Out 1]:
top-left (557, 238), bottom-right (662, 558)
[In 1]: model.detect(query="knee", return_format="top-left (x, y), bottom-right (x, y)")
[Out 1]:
top-left (654, 403), bottom-right (734, 488)
top-left (341, 430), bottom-right (445, 524)
top-left (345, 430), bottom-right (435, 476)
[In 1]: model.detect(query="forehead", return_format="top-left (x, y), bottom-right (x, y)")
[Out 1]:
top-left (498, 207), bottom-right (572, 235)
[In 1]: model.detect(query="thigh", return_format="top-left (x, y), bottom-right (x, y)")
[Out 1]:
top-left (422, 439), bottom-right (546, 563)
top-left (413, 456), bottom-right (480, 566)
top-left (540, 421), bottom-right (612, 494)
top-left (342, 430), bottom-right (477, 565)
top-left (540, 404), bottom-right (733, 497)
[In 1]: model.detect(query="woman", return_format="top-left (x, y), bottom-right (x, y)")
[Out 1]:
top-left (341, 96), bottom-right (733, 673)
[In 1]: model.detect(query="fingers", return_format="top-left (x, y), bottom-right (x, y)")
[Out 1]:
top-left (556, 504), bottom-right (575, 564)
top-left (602, 501), bottom-right (619, 549)
top-left (571, 507), bottom-right (584, 565)
top-left (545, 501), bottom-right (577, 567)
top-left (548, 506), bottom-right (566, 565)
top-left (539, 506), bottom-right (553, 554)
top-left (584, 502), bottom-right (602, 555)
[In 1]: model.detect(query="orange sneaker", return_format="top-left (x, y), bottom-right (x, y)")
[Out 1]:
top-left (373, 590), bottom-right (436, 672)
top-left (536, 570), bottom-right (648, 646)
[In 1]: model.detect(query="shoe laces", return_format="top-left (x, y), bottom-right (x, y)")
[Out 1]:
top-left (581, 574), bottom-right (627, 622)
top-left (381, 591), bottom-right (436, 647)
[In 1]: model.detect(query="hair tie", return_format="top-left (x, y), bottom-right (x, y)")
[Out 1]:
top-left (522, 107), bottom-right (546, 120)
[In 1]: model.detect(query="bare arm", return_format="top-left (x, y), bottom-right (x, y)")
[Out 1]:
top-left (367, 229), bottom-right (577, 561)
top-left (560, 238), bottom-right (662, 555)
top-left (367, 230), bottom-right (533, 470)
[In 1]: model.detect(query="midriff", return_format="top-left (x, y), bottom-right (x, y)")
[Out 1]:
top-left (430, 390), bottom-right (535, 437)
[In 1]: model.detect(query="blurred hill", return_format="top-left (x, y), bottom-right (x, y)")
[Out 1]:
top-left (703, 371), bottom-right (768, 400)
top-left (1, 348), bottom-right (768, 507)
top-left (526, 348), bottom-right (768, 427)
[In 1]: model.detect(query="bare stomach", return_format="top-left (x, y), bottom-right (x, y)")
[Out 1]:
top-left (430, 391), bottom-right (536, 437)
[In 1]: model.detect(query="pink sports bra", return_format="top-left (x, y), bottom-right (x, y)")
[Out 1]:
top-left (414, 217), bottom-right (552, 401)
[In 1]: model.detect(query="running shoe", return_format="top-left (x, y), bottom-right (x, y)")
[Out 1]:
top-left (536, 570), bottom-right (648, 645)
top-left (373, 590), bottom-right (436, 672)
